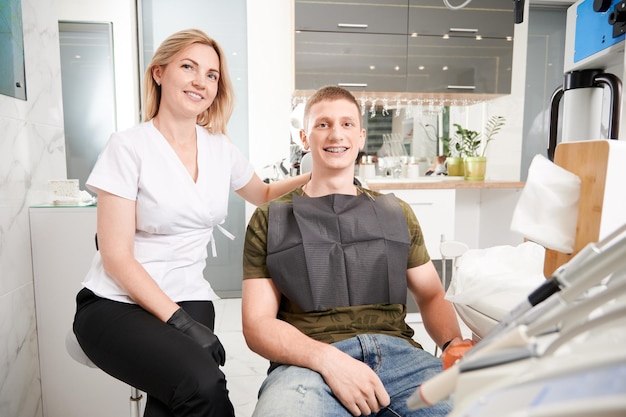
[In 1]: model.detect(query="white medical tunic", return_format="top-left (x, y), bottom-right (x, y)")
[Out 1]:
top-left (82, 121), bottom-right (255, 303)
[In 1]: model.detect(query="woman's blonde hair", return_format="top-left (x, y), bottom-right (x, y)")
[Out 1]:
top-left (142, 28), bottom-right (234, 135)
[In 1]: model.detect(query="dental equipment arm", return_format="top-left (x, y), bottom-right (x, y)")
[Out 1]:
top-left (467, 223), bottom-right (626, 355)
top-left (407, 223), bottom-right (626, 410)
top-left (527, 271), bottom-right (626, 337)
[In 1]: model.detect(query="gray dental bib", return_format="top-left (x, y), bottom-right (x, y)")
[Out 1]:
top-left (266, 192), bottom-right (410, 312)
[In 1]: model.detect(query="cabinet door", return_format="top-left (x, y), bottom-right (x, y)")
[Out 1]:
top-left (407, 35), bottom-right (513, 94)
top-left (295, 0), bottom-right (409, 35)
top-left (408, 0), bottom-right (514, 38)
top-left (295, 31), bottom-right (408, 92)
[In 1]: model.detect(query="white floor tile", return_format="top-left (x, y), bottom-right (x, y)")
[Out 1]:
top-left (215, 298), bottom-right (267, 417)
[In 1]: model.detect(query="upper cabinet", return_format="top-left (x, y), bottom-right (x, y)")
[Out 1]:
top-left (294, 0), bottom-right (514, 95)
top-left (408, 0), bottom-right (514, 38)
top-left (295, 31), bottom-right (408, 92)
top-left (407, 34), bottom-right (513, 94)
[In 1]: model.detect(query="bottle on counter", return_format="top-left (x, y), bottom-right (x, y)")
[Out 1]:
top-left (360, 155), bottom-right (376, 179)
top-left (407, 157), bottom-right (420, 179)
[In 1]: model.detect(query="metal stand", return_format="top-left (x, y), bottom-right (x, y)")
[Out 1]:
top-left (130, 387), bottom-right (143, 417)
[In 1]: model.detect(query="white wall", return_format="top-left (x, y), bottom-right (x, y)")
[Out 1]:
top-left (245, 0), bottom-right (296, 219)
top-left (246, 0), bottom-right (296, 169)
top-left (0, 0), bottom-right (66, 414)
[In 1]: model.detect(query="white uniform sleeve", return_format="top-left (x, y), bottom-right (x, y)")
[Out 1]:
top-left (227, 139), bottom-right (255, 191)
top-left (86, 133), bottom-right (140, 201)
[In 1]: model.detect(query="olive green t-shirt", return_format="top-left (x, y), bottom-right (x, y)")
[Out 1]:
top-left (243, 186), bottom-right (430, 348)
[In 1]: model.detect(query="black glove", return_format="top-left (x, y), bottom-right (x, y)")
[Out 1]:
top-left (167, 307), bottom-right (226, 366)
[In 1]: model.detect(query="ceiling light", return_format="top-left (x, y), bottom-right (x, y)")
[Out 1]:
top-left (442, 66), bottom-right (448, 71)
top-left (369, 65), bottom-right (376, 70)
top-left (476, 35), bottom-right (483, 40)
top-left (411, 33), bottom-right (418, 38)
top-left (442, 34), bottom-right (450, 39)
top-left (394, 66), bottom-right (400, 71)
top-left (418, 65), bottom-right (425, 70)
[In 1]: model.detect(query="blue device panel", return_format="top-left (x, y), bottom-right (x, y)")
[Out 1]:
top-left (575, 0), bottom-right (626, 63)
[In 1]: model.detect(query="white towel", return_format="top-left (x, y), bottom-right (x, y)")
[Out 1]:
top-left (511, 154), bottom-right (581, 253)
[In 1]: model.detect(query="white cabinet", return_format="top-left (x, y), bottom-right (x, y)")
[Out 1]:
top-left (380, 187), bottom-right (524, 260)
top-left (29, 206), bottom-right (131, 417)
top-left (381, 189), bottom-right (456, 259)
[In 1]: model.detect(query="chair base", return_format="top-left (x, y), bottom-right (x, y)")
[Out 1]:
top-left (66, 330), bottom-right (144, 416)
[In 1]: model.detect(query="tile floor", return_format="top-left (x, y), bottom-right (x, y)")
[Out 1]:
top-left (213, 298), bottom-right (471, 417)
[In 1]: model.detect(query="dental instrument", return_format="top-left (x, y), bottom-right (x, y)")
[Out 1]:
top-left (407, 222), bottom-right (626, 410)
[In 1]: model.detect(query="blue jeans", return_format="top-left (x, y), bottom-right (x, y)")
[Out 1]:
top-left (252, 334), bottom-right (452, 417)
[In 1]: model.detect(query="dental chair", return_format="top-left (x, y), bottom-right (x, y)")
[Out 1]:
top-left (407, 141), bottom-right (626, 416)
top-left (443, 240), bottom-right (546, 340)
top-left (445, 140), bottom-right (626, 340)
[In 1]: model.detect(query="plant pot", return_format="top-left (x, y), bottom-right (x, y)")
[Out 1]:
top-left (446, 157), bottom-right (465, 177)
top-left (464, 156), bottom-right (487, 181)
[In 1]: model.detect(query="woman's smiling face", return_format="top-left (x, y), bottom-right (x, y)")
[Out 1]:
top-left (153, 42), bottom-right (221, 119)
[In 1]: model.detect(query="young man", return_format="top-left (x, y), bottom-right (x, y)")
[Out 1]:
top-left (242, 86), bottom-right (472, 417)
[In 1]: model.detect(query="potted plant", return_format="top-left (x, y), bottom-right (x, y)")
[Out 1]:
top-left (440, 135), bottom-right (464, 177)
top-left (453, 115), bottom-right (506, 181)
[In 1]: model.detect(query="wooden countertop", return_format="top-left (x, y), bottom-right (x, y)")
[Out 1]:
top-left (363, 178), bottom-right (525, 190)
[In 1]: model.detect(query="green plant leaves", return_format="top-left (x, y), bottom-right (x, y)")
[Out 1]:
top-left (450, 115), bottom-right (506, 158)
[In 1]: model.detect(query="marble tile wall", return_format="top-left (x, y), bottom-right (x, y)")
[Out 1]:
top-left (0, 0), bottom-right (67, 415)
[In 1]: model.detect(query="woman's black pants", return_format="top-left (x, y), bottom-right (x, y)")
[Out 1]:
top-left (73, 288), bottom-right (235, 417)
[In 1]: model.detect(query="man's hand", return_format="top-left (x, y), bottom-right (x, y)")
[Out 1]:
top-left (167, 307), bottom-right (226, 366)
top-left (319, 348), bottom-right (390, 416)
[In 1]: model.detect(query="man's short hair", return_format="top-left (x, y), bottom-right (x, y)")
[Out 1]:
top-left (303, 86), bottom-right (362, 131)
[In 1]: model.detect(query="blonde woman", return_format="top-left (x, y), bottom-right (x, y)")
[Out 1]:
top-left (72, 29), bottom-right (307, 416)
